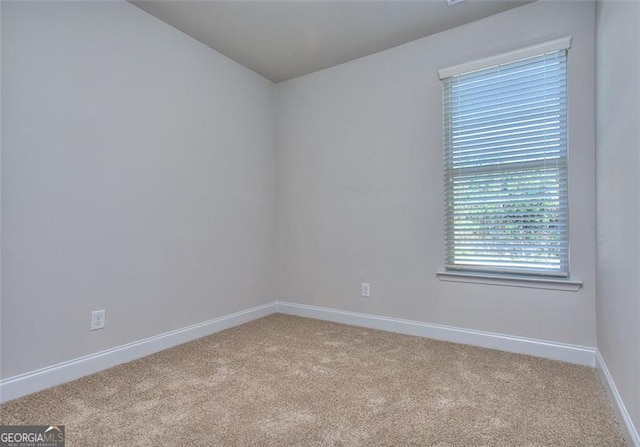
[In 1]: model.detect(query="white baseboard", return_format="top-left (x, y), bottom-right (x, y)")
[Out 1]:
top-left (276, 301), bottom-right (596, 366)
top-left (596, 350), bottom-right (640, 447)
top-left (0, 299), bottom-right (604, 410)
top-left (0, 302), bottom-right (277, 404)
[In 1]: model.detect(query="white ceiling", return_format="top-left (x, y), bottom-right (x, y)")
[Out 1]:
top-left (130, 0), bottom-right (535, 83)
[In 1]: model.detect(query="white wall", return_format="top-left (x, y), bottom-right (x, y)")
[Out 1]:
top-left (277, 1), bottom-right (596, 346)
top-left (0, 1), bottom-right (4, 378)
top-left (1, 1), bottom-right (276, 378)
top-left (595, 0), bottom-right (640, 433)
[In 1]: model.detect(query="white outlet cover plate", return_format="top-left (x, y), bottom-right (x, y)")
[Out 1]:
top-left (91, 310), bottom-right (106, 330)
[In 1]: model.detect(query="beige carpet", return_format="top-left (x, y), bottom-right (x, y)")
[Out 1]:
top-left (0, 314), bottom-right (627, 446)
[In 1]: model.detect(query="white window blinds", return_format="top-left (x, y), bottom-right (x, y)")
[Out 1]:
top-left (441, 42), bottom-right (569, 277)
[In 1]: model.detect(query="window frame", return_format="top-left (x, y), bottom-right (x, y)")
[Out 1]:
top-left (436, 37), bottom-right (581, 289)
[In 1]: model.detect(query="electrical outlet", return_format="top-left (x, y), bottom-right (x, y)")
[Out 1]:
top-left (361, 283), bottom-right (370, 297)
top-left (91, 310), bottom-right (106, 330)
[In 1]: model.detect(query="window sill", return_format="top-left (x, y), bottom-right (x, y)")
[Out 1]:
top-left (436, 271), bottom-right (582, 292)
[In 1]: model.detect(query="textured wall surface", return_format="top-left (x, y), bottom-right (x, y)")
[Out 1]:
top-left (277, 1), bottom-right (596, 346)
top-left (1, 1), bottom-right (277, 378)
top-left (595, 0), bottom-right (640, 434)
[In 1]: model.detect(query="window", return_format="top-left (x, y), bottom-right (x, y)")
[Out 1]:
top-left (439, 38), bottom-right (571, 278)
